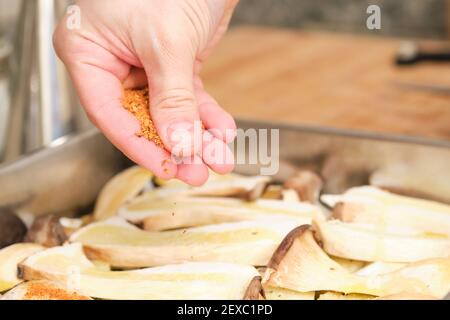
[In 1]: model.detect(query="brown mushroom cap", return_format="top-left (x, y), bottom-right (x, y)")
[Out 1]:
top-left (0, 208), bottom-right (27, 249)
top-left (243, 276), bottom-right (265, 300)
top-left (25, 215), bottom-right (67, 247)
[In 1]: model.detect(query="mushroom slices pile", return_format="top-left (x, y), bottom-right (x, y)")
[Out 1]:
top-left (0, 166), bottom-right (449, 300)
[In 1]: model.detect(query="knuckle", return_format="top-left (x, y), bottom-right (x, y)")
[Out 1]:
top-left (151, 88), bottom-right (196, 113)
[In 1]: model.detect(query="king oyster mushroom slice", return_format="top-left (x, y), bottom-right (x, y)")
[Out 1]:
top-left (322, 186), bottom-right (450, 237)
top-left (264, 286), bottom-right (314, 300)
top-left (119, 196), bottom-right (316, 231)
top-left (19, 243), bottom-right (261, 300)
top-left (25, 215), bottom-right (68, 247)
top-left (93, 166), bottom-right (154, 221)
top-left (69, 218), bottom-right (300, 268)
top-left (375, 293), bottom-right (438, 300)
top-left (1, 280), bottom-right (91, 300)
top-left (281, 189), bottom-right (301, 203)
top-left (261, 185), bottom-right (283, 200)
top-left (0, 208), bottom-right (27, 249)
top-left (262, 225), bottom-right (450, 298)
top-left (59, 217), bottom-right (86, 237)
top-left (313, 211), bottom-right (450, 262)
top-left (331, 256), bottom-right (366, 273)
top-left (317, 292), bottom-right (374, 300)
top-left (355, 262), bottom-right (407, 276)
top-left (0, 243), bottom-right (44, 292)
top-left (138, 173), bottom-right (271, 203)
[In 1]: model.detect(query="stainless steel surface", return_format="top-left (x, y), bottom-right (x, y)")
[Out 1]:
top-left (4, 0), bottom-right (90, 163)
top-left (0, 129), bottom-right (126, 216)
top-left (0, 119), bottom-right (449, 215)
top-left (0, 37), bottom-right (11, 160)
top-left (0, 119), bottom-right (448, 298)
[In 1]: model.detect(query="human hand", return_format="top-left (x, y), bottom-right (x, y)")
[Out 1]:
top-left (54, 0), bottom-right (238, 185)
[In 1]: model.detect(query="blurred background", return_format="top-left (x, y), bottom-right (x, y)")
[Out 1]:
top-left (0, 0), bottom-right (449, 165)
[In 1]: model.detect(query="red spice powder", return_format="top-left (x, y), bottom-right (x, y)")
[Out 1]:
top-left (122, 88), bottom-right (164, 148)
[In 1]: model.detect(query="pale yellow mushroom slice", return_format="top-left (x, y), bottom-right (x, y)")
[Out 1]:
top-left (331, 256), bottom-right (366, 273)
top-left (1, 280), bottom-right (91, 300)
top-left (119, 196), bottom-right (317, 231)
top-left (93, 166), bottom-right (154, 221)
top-left (263, 225), bottom-right (450, 298)
top-left (355, 262), bottom-right (407, 276)
top-left (263, 286), bottom-right (314, 300)
top-left (317, 292), bottom-right (374, 300)
top-left (19, 244), bottom-right (261, 300)
top-left (313, 212), bottom-right (450, 262)
top-left (70, 218), bottom-right (299, 268)
top-left (261, 185), bottom-right (283, 200)
top-left (375, 293), bottom-right (438, 300)
top-left (322, 186), bottom-right (450, 237)
top-left (59, 217), bottom-right (85, 237)
top-left (281, 189), bottom-right (301, 203)
top-left (0, 243), bottom-right (44, 292)
top-left (140, 173), bottom-right (270, 203)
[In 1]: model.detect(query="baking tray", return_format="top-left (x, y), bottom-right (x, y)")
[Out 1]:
top-left (0, 119), bottom-right (449, 299)
top-left (0, 118), bottom-right (449, 217)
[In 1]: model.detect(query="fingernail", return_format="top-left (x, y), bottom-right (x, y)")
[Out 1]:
top-left (166, 121), bottom-right (195, 157)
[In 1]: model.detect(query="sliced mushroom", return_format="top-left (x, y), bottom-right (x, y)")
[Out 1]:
top-left (317, 292), bottom-right (374, 300)
top-left (264, 286), bottom-right (314, 300)
top-left (139, 173), bottom-right (270, 202)
top-left (313, 211), bottom-right (450, 262)
top-left (322, 186), bottom-right (450, 237)
top-left (93, 166), bottom-right (154, 221)
top-left (283, 171), bottom-right (323, 203)
top-left (19, 244), bottom-right (260, 300)
top-left (59, 217), bottom-right (86, 237)
top-left (70, 218), bottom-right (300, 268)
top-left (281, 189), bottom-right (300, 203)
top-left (331, 256), bottom-right (366, 273)
top-left (0, 208), bottom-right (27, 249)
top-left (263, 225), bottom-right (450, 298)
top-left (243, 276), bottom-right (265, 300)
top-left (0, 243), bottom-right (44, 292)
top-left (375, 293), bottom-right (437, 300)
top-left (25, 215), bottom-right (68, 247)
top-left (120, 196), bottom-right (317, 231)
top-left (1, 280), bottom-right (91, 300)
top-left (261, 185), bottom-right (283, 200)
top-left (355, 262), bottom-right (406, 276)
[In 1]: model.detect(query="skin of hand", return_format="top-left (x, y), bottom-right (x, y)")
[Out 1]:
top-left (54, 0), bottom-right (239, 185)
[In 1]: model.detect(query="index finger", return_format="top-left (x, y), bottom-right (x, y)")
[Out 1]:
top-left (63, 51), bottom-right (177, 179)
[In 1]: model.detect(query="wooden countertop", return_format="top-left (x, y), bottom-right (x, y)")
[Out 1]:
top-left (201, 27), bottom-right (450, 140)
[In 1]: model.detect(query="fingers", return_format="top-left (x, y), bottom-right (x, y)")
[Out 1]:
top-left (137, 37), bottom-right (201, 159)
top-left (202, 131), bottom-right (235, 174)
top-left (56, 42), bottom-right (177, 179)
top-left (176, 155), bottom-right (210, 186)
top-left (195, 83), bottom-right (236, 143)
top-left (79, 66), bottom-right (177, 179)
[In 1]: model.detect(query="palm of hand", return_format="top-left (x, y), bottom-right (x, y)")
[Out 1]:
top-left (54, 0), bottom-right (239, 185)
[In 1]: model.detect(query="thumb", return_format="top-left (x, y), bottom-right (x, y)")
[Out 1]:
top-left (144, 47), bottom-right (200, 158)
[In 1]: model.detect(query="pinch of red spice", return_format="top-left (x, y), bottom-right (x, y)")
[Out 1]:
top-left (122, 88), bottom-right (164, 148)
top-left (24, 282), bottom-right (90, 300)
